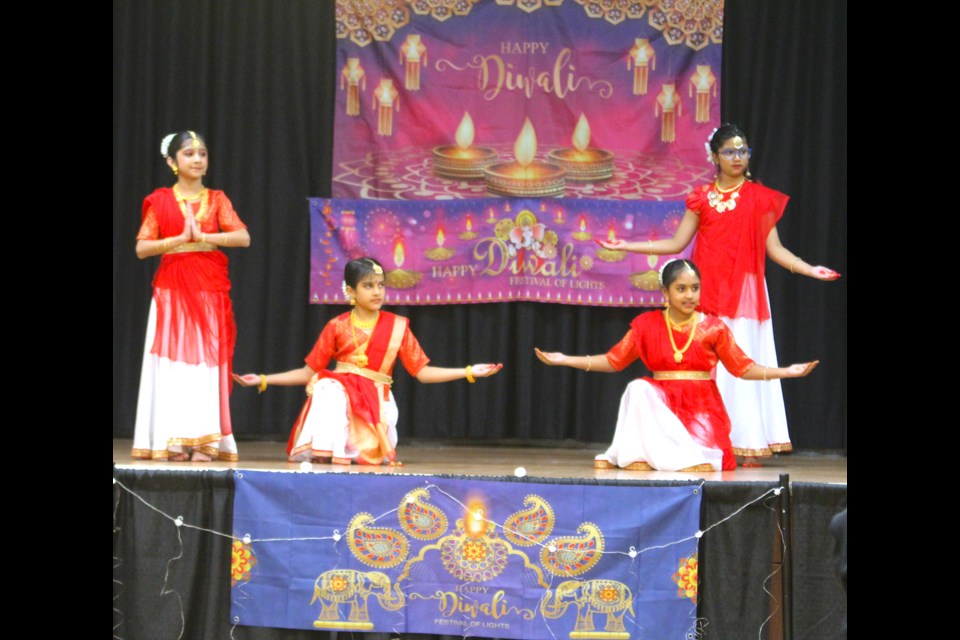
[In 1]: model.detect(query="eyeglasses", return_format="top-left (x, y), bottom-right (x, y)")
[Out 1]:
top-left (718, 148), bottom-right (751, 160)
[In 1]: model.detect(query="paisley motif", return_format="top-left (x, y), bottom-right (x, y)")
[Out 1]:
top-left (540, 522), bottom-right (605, 577)
top-left (502, 494), bottom-right (555, 547)
top-left (347, 512), bottom-right (409, 569)
top-left (398, 488), bottom-right (448, 540)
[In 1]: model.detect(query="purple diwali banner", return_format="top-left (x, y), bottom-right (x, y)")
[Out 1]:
top-left (310, 197), bottom-right (690, 307)
top-left (231, 471), bottom-right (702, 638)
top-left (333, 0), bottom-right (723, 200)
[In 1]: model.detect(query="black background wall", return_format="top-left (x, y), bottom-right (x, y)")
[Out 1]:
top-left (113, 0), bottom-right (846, 452)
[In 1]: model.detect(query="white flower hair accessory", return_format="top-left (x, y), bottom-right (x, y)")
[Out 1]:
top-left (341, 281), bottom-right (350, 300)
top-left (160, 133), bottom-right (176, 158)
top-left (703, 127), bottom-right (719, 164)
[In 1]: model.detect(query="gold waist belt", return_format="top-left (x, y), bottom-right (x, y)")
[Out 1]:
top-left (167, 241), bottom-right (217, 254)
top-left (653, 371), bottom-right (711, 380)
top-left (335, 361), bottom-right (393, 386)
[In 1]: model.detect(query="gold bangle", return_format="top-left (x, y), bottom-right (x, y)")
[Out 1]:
top-left (790, 257), bottom-right (801, 274)
top-left (763, 366), bottom-right (768, 381)
top-left (586, 355), bottom-right (592, 372)
top-left (201, 233), bottom-right (207, 244)
top-left (647, 240), bottom-right (653, 255)
top-left (465, 365), bottom-right (475, 383)
top-left (162, 239), bottom-right (169, 253)
top-left (258, 374), bottom-right (268, 393)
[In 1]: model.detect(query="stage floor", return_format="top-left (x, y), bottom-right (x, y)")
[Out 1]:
top-left (113, 439), bottom-right (847, 484)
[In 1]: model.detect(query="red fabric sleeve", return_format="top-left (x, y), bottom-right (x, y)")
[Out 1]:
top-left (137, 205), bottom-right (160, 240)
top-left (685, 184), bottom-right (709, 215)
top-left (398, 327), bottom-right (430, 377)
top-left (755, 184), bottom-right (789, 246)
top-left (605, 330), bottom-right (640, 372)
top-left (213, 191), bottom-right (248, 232)
top-left (713, 320), bottom-right (755, 378)
top-left (305, 321), bottom-right (338, 372)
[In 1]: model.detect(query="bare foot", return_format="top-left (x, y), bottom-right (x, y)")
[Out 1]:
top-left (741, 457), bottom-right (763, 468)
top-left (191, 450), bottom-right (214, 462)
top-left (168, 452), bottom-right (189, 462)
top-left (389, 460), bottom-right (404, 467)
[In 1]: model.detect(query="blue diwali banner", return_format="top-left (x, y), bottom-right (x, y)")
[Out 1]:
top-left (333, 0), bottom-right (722, 200)
top-left (310, 197), bottom-right (691, 307)
top-left (231, 471), bottom-right (702, 639)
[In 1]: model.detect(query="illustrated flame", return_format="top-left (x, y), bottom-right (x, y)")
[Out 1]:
top-left (466, 499), bottom-right (488, 537)
top-left (514, 117), bottom-right (537, 168)
top-left (394, 237), bottom-right (405, 268)
top-left (455, 112), bottom-right (475, 150)
top-left (572, 113), bottom-right (591, 153)
top-left (579, 214), bottom-right (587, 232)
top-left (607, 224), bottom-right (617, 242)
top-left (436, 225), bottom-right (446, 247)
top-left (465, 214), bottom-right (473, 232)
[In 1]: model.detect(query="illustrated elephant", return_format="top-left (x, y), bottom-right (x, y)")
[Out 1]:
top-left (540, 579), bottom-right (635, 633)
top-left (311, 569), bottom-right (405, 624)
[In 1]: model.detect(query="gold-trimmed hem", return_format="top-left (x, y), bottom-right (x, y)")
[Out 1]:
top-left (652, 370), bottom-right (711, 380)
top-left (594, 458), bottom-right (654, 471)
top-left (770, 442), bottom-right (793, 453)
top-left (131, 446), bottom-right (239, 462)
top-left (676, 463), bottom-right (716, 473)
top-left (732, 447), bottom-right (773, 457)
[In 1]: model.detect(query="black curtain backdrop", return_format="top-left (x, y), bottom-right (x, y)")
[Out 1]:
top-left (113, 0), bottom-right (847, 452)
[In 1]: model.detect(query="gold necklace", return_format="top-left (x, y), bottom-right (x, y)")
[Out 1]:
top-left (350, 311), bottom-right (378, 368)
top-left (173, 185), bottom-right (209, 222)
top-left (664, 309), bottom-right (699, 364)
top-left (351, 309), bottom-right (379, 330)
top-left (707, 179), bottom-right (745, 213)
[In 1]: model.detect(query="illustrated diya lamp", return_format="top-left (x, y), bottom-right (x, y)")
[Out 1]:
top-left (458, 213), bottom-right (478, 240)
top-left (484, 206), bottom-right (498, 224)
top-left (424, 224), bottom-right (455, 261)
top-left (384, 237), bottom-right (422, 289)
top-left (595, 224), bottom-right (627, 262)
top-left (554, 207), bottom-right (566, 224)
top-left (433, 112), bottom-right (498, 179)
top-left (547, 114), bottom-right (614, 182)
top-left (484, 118), bottom-right (566, 198)
top-left (629, 244), bottom-right (664, 290)
top-left (572, 213), bottom-right (593, 241)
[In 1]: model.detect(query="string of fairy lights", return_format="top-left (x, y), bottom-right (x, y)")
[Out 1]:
top-left (113, 471), bottom-right (786, 640)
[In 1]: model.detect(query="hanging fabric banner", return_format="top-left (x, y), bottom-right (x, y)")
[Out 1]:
top-left (231, 471), bottom-right (702, 639)
top-left (332, 0), bottom-right (723, 200)
top-left (310, 197), bottom-right (692, 307)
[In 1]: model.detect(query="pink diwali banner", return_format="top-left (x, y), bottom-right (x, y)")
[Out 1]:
top-left (333, 0), bottom-right (723, 200)
top-left (310, 197), bottom-right (691, 307)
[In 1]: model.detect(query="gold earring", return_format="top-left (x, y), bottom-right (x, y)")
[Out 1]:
top-left (350, 297), bottom-right (356, 306)
top-left (171, 166), bottom-right (178, 176)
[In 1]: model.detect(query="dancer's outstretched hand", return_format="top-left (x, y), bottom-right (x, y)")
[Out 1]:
top-left (470, 363), bottom-right (503, 378)
top-left (809, 266), bottom-right (840, 281)
top-left (784, 361), bottom-right (820, 377)
top-left (534, 347), bottom-right (567, 366)
top-left (595, 238), bottom-right (628, 251)
top-left (232, 373), bottom-right (261, 387)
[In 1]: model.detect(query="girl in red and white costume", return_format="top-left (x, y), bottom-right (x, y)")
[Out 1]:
top-left (132, 131), bottom-right (251, 461)
top-left (234, 257), bottom-right (502, 465)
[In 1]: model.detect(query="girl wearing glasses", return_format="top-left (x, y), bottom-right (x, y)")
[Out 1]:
top-left (598, 124), bottom-right (838, 467)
